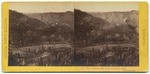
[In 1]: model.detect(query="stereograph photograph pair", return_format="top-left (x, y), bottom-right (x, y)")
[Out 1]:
top-left (2, 2), bottom-right (148, 72)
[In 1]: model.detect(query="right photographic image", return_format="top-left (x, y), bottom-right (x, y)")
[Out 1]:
top-left (74, 3), bottom-right (139, 66)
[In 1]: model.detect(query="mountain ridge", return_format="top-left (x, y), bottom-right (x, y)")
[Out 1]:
top-left (26, 11), bottom-right (74, 29)
top-left (89, 10), bottom-right (138, 28)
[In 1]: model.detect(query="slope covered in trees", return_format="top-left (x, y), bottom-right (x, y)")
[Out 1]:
top-left (9, 10), bottom-right (74, 47)
top-left (75, 9), bottom-right (138, 47)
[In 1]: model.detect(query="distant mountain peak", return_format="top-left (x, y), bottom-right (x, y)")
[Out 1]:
top-left (89, 10), bottom-right (138, 27)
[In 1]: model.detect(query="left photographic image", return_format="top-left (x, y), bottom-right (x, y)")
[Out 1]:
top-left (8, 2), bottom-right (75, 66)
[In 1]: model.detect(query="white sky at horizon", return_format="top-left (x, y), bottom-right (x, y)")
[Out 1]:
top-left (9, 2), bottom-right (138, 13)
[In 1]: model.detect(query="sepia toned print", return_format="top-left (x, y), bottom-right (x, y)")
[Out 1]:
top-left (8, 2), bottom-right (139, 66)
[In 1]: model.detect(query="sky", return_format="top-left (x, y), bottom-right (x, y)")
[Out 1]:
top-left (74, 2), bottom-right (139, 12)
top-left (9, 2), bottom-right (74, 13)
top-left (9, 2), bottom-right (138, 13)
